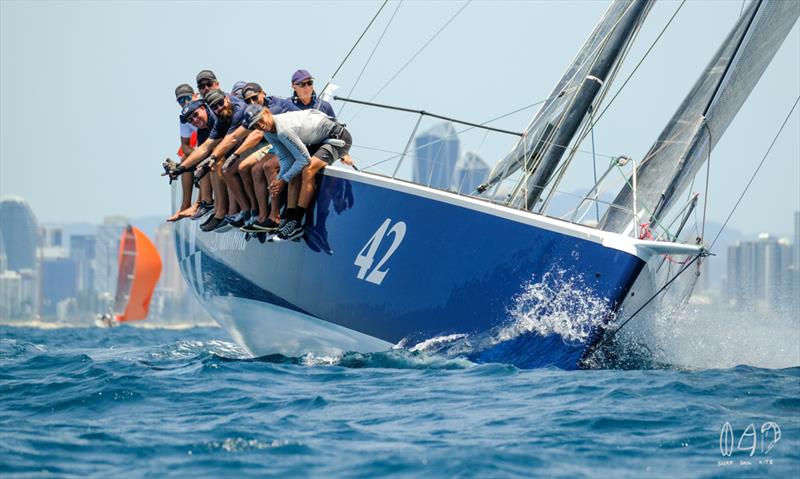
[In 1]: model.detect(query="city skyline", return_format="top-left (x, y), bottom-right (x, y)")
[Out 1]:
top-left (1, 1), bottom-right (797, 235)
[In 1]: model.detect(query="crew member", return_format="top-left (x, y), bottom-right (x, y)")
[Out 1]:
top-left (243, 104), bottom-right (353, 241)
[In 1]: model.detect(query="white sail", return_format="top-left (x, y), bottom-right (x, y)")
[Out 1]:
top-left (599, 0), bottom-right (800, 235)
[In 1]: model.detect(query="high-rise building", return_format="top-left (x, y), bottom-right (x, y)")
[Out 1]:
top-left (0, 196), bottom-right (39, 271)
top-left (40, 257), bottom-right (78, 316)
top-left (452, 151), bottom-right (490, 195)
top-left (727, 233), bottom-right (793, 313)
top-left (94, 216), bottom-right (127, 296)
top-left (0, 232), bottom-right (7, 273)
top-left (413, 122), bottom-right (459, 190)
top-left (0, 270), bottom-right (22, 319)
top-left (70, 234), bottom-right (96, 293)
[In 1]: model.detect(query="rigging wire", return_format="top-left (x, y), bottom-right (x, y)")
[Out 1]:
top-left (708, 95), bottom-right (800, 251)
top-left (328, 0), bottom-right (389, 83)
top-left (339, 0), bottom-right (404, 117)
top-left (348, 0), bottom-right (472, 122)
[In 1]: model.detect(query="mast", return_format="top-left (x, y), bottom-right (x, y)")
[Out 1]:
top-left (599, 0), bottom-right (800, 235)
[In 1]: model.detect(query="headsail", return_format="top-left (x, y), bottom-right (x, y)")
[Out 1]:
top-left (599, 0), bottom-right (800, 235)
top-left (478, 0), bottom-right (653, 211)
top-left (112, 226), bottom-right (162, 323)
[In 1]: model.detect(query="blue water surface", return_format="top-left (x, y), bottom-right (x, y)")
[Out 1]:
top-left (1, 325), bottom-right (798, 478)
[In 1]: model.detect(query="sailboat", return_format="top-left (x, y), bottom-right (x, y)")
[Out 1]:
top-left (172, 0), bottom-right (798, 368)
top-left (98, 225), bottom-right (162, 327)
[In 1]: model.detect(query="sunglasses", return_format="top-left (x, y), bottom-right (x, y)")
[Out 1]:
top-left (188, 110), bottom-right (201, 123)
top-left (198, 81), bottom-right (214, 90)
top-left (177, 96), bottom-right (191, 106)
top-left (295, 80), bottom-right (313, 88)
top-left (244, 95), bottom-right (260, 104)
top-left (211, 101), bottom-right (226, 112)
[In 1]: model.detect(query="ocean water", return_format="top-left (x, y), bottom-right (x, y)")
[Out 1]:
top-left (1, 324), bottom-right (798, 478)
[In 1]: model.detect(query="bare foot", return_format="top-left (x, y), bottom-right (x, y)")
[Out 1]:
top-left (166, 204), bottom-right (197, 222)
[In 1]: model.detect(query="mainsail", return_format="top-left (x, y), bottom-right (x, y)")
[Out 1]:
top-left (112, 226), bottom-right (162, 323)
top-left (599, 0), bottom-right (800, 235)
top-left (478, 0), bottom-right (653, 210)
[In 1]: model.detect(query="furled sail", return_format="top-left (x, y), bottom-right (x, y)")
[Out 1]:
top-left (599, 0), bottom-right (800, 235)
top-left (478, 0), bottom-right (653, 210)
top-left (112, 226), bottom-right (162, 323)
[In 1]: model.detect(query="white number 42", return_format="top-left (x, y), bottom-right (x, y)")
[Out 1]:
top-left (354, 218), bottom-right (407, 285)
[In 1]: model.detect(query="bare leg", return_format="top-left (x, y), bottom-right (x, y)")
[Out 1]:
top-left (298, 158), bottom-right (328, 209)
top-left (199, 174), bottom-right (213, 204)
top-left (252, 157), bottom-right (269, 222)
top-left (222, 158), bottom-right (249, 213)
top-left (287, 175), bottom-right (301, 210)
top-left (212, 167), bottom-right (228, 220)
top-left (167, 172), bottom-right (197, 221)
top-left (238, 153), bottom-right (260, 212)
top-left (264, 155), bottom-right (282, 222)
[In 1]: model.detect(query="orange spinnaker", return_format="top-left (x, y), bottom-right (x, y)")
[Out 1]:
top-left (113, 226), bottom-right (162, 322)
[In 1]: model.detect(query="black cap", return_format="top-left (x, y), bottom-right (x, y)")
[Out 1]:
top-left (243, 104), bottom-right (265, 129)
top-left (242, 82), bottom-right (263, 101)
top-left (175, 83), bottom-right (194, 99)
top-left (196, 69), bottom-right (217, 84)
top-left (203, 89), bottom-right (226, 108)
top-left (180, 99), bottom-right (204, 123)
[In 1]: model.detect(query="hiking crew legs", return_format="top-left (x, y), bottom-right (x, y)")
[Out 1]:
top-left (298, 157), bottom-right (328, 210)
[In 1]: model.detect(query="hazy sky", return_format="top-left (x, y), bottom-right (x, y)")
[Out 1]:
top-left (1, 0), bottom-right (798, 237)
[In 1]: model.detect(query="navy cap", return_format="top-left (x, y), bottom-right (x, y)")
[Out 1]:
top-left (243, 82), bottom-right (263, 101)
top-left (203, 89), bottom-right (226, 108)
top-left (243, 104), bottom-right (265, 129)
top-left (231, 81), bottom-right (247, 98)
top-left (175, 83), bottom-right (194, 99)
top-left (291, 69), bottom-right (313, 84)
top-left (196, 69), bottom-right (217, 84)
top-left (180, 99), bottom-right (204, 123)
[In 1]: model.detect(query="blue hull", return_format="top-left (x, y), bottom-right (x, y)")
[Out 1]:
top-left (173, 168), bottom-right (647, 369)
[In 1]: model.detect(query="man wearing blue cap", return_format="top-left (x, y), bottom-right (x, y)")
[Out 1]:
top-left (230, 82), bottom-right (299, 232)
top-left (290, 69), bottom-right (335, 118)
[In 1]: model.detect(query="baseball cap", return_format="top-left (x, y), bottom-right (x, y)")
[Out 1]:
top-left (242, 82), bottom-right (263, 101)
top-left (231, 81), bottom-right (247, 98)
top-left (203, 89), bottom-right (226, 108)
top-left (291, 69), bottom-right (313, 84)
top-left (196, 69), bottom-right (217, 84)
top-left (175, 83), bottom-right (194, 99)
top-left (180, 99), bottom-right (205, 123)
top-left (243, 104), bottom-right (265, 129)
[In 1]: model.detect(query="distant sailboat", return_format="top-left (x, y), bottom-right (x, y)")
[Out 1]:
top-left (98, 226), bottom-right (162, 326)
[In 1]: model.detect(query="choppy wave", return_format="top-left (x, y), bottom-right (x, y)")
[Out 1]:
top-left (2, 325), bottom-right (798, 478)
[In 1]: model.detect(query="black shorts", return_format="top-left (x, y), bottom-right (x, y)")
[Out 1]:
top-left (310, 127), bottom-right (352, 165)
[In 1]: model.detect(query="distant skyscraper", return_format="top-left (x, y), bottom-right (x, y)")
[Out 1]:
top-left (452, 151), bottom-right (490, 195)
top-left (70, 234), bottom-right (96, 293)
top-left (413, 122), bottom-right (459, 190)
top-left (41, 257), bottom-right (78, 316)
top-left (94, 216), bottom-right (128, 295)
top-left (0, 196), bottom-right (39, 271)
top-left (727, 234), bottom-right (793, 313)
top-left (0, 232), bottom-right (7, 273)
